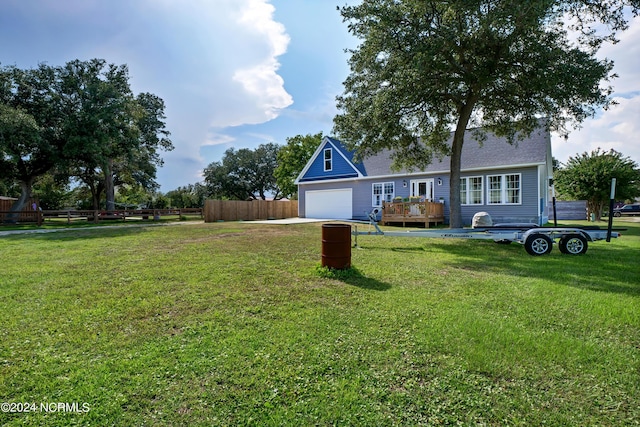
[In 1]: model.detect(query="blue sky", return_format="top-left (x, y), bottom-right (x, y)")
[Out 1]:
top-left (1, 0), bottom-right (639, 191)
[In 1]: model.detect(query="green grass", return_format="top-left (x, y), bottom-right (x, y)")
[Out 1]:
top-left (1, 220), bottom-right (638, 426)
top-left (0, 213), bottom-right (203, 231)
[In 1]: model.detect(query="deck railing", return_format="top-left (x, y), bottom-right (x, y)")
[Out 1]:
top-left (381, 200), bottom-right (445, 227)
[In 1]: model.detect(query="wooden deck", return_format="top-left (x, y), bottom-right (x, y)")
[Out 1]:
top-left (381, 201), bottom-right (445, 227)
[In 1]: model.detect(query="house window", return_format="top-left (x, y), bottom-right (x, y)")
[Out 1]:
top-left (324, 148), bottom-right (332, 171)
top-left (487, 174), bottom-right (521, 204)
top-left (460, 176), bottom-right (483, 205)
top-left (372, 182), bottom-right (394, 207)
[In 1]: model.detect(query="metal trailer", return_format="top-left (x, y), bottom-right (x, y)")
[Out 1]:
top-left (352, 210), bottom-right (623, 256)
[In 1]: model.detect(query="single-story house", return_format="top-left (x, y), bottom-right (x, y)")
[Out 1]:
top-left (295, 124), bottom-right (553, 225)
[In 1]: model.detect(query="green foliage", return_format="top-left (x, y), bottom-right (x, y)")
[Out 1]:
top-left (0, 221), bottom-right (638, 425)
top-left (0, 66), bottom-right (62, 210)
top-left (274, 132), bottom-right (323, 199)
top-left (0, 59), bottom-right (172, 211)
top-left (0, 106), bottom-right (43, 170)
top-left (204, 143), bottom-right (282, 200)
top-left (32, 171), bottom-right (73, 210)
top-left (165, 183), bottom-right (208, 208)
top-left (314, 264), bottom-right (360, 280)
top-left (555, 148), bottom-right (640, 219)
top-left (333, 0), bottom-right (635, 227)
top-left (115, 184), bottom-right (152, 208)
top-left (58, 59), bottom-right (173, 210)
top-left (147, 193), bottom-right (171, 209)
top-left (0, 177), bottom-right (19, 197)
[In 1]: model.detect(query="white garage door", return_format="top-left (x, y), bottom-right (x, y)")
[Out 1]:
top-left (305, 189), bottom-right (352, 219)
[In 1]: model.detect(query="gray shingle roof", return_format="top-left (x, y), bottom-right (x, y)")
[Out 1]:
top-left (360, 125), bottom-right (550, 177)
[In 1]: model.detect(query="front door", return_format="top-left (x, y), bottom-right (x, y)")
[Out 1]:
top-left (410, 179), bottom-right (434, 201)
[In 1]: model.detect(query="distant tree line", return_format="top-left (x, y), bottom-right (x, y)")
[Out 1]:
top-left (127, 132), bottom-right (322, 208)
top-left (1, 71), bottom-right (323, 211)
top-left (201, 132), bottom-right (323, 202)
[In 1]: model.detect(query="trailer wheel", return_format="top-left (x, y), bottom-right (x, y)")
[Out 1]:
top-left (524, 233), bottom-right (553, 256)
top-left (558, 234), bottom-right (588, 255)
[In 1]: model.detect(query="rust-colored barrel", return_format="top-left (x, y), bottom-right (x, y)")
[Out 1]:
top-left (321, 223), bottom-right (352, 269)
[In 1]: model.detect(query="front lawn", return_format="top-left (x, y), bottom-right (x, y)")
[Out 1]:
top-left (1, 220), bottom-right (638, 425)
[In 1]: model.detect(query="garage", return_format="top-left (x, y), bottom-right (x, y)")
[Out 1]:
top-left (305, 189), bottom-right (352, 219)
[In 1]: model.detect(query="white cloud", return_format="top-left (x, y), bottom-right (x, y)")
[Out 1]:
top-left (1, 0), bottom-right (294, 188)
top-left (232, 63), bottom-right (292, 123)
top-left (204, 132), bottom-right (236, 147)
top-left (229, 1), bottom-right (293, 125)
top-left (599, 16), bottom-right (640, 95)
top-left (97, 0), bottom-right (293, 184)
top-left (552, 15), bottom-right (640, 167)
top-left (552, 95), bottom-right (640, 164)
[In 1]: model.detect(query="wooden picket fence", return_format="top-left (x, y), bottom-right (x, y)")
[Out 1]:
top-left (0, 208), bottom-right (204, 226)
top-left (204, 200), bottom-right (298, 222)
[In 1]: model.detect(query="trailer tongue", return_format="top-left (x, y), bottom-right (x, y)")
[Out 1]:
top-left (352, 211), bottom-right (622, 256)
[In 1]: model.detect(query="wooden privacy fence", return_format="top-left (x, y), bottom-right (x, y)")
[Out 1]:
top-left (204, 200), bottom-right (298, 222)
top-left (0, 210), bottom-right (43, 225)
top-left (0, 197), bottom-right (40, 222)
top-left (548, 200), bottom-right (587, 220)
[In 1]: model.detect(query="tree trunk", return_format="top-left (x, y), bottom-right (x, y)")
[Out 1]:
top-left (5, 179), bottom-right (33, 223)
top-left (587, 199), bottom-right (605, 221)
top-left (87, 181), bottom-right (99, 211)
top-left (104, 159), bottom-right (115, 211)
top-left (9, 180), bottom-right (33, 212)
top-left (449, 101), bottom-right (476, 228)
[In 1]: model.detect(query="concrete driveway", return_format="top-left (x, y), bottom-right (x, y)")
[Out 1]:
top-left (247, 217), bottom-right (333, 225)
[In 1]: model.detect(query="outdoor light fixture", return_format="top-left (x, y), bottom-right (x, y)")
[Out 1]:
top-left (437, 178), bottom-right (442, 185)
top-left (403, 180), bottom-right (407, 187)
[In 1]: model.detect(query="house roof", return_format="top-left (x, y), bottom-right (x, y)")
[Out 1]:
top-left (324, 136), bottom-right (367, 176)
top-left (296, 136), bottom-right (366, 183)
top-left (297, 123), bottom-right (551, 183)
top-left (361, 126), bottom-right (551, 177)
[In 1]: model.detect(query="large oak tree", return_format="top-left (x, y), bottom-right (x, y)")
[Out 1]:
top-left (333, 0), bottom-right (639, 227)
top-left (0, 59), bottom-right (172, 212)
top-left (0, 64), bottom-right (64, 214)
top-left (59, 59), bottom-right (172, 211)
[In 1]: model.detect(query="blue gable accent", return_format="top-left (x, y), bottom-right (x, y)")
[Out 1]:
top-left (325, 137), bottom-right (367, 176)
top-left (298, 138), bottom-right (365, 182)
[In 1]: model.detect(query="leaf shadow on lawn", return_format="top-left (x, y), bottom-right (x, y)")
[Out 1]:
top-left (425, 240), bottom-right (640, 297)
top-left (391, 246), bottom-right (427, 253)
top-left (1, 225), bottom-right (150, 242)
